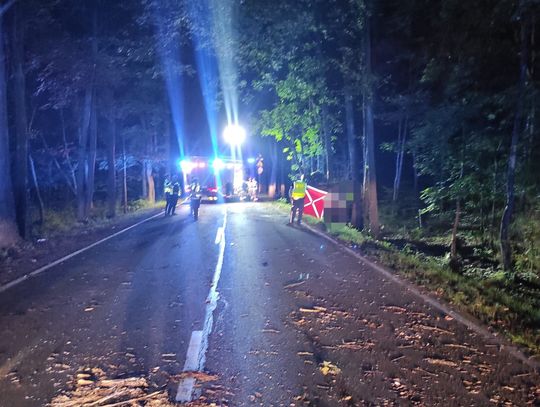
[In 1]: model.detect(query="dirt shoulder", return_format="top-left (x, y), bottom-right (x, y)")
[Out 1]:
top-left (0, 206), bottom-right (164, 288)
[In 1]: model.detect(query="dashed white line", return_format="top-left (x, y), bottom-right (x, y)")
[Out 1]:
top-left (176, 209), bottom-right (228, 402)
top-left (175, 331), bottom-right (203, 402)
top-left (183, 331), bottom-right (203, 371)
top-left (215, 227), bottom-right (224, 245)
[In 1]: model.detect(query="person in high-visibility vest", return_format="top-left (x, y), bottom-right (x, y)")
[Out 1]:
top-left (167, 181), bottom-right (181, 216)
top-left (289, 174), bottom-right (307, 225)
top-left (164, 175), bottom-right (173, 216)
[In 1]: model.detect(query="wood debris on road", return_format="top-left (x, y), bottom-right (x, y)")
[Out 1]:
top-left (50, 368), bottom-right (174, 407)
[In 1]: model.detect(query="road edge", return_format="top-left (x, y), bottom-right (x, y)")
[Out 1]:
top-left (302, 222), bottom-right (540, 372)
top-left (0, 211), bottom-right (165, 294)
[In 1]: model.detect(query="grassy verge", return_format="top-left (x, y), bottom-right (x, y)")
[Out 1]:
top-left (271, 202), bottom-right (540, 356)
top-left (36, 199), bottom-right (165, 238)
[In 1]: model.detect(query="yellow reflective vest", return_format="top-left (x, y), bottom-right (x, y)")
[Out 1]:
top-left (291, 180), bottom-right (307, 200)
top-left (164, 181), bottom-right (173, 195)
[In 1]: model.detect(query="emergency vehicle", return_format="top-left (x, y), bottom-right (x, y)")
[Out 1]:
top-left (180, 156), bottom-right (245, 202)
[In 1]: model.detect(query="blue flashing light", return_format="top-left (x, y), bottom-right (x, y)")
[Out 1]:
top-left (247, 157), bottom-right (256, 164)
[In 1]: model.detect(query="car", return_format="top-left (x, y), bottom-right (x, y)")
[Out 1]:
top-left (201, 185), bottom-right (219, 202)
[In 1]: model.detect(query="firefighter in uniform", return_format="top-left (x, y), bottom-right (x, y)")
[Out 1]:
top-left (289, 174), bottom-right (307, 225)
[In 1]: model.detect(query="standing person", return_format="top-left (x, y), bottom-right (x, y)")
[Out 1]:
top-left (249, 177), bottom-right (258, 201)
top-left (164, 175), bottom-right (173, 216)
top-left (167, 180), bottom-right (181, 216)
top-left (189, 178), bottom-right (201, 218)
top-left (289, 174), bottom-right (306, 225)
top-left (242, 179), bottom-right (249, 200)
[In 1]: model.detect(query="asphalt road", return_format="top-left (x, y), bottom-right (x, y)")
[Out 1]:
top-left (0, 202), bottom-right (538, 406)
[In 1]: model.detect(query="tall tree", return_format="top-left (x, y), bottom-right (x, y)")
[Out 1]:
top-left (0, 1), bottom-right (18, 246)
top-left (499, 0), bottom-right (533, 271)
top-left (358, 1), bottom-right (380, 237)
top-left (11, 3), bottom-right (29, 237)
top-left (103, 92), bottom-right (116, 218)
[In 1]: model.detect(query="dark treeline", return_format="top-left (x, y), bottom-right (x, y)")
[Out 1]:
top-left (0, 0), bottom-right (538, 276)
top-left (237, 0), bottom-right (540, 275)
top-left (0, 0), bottom-right (180, 247)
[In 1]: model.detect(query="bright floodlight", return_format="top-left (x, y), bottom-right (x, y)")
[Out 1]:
top-left (223, 124), bottom-right (246, 145)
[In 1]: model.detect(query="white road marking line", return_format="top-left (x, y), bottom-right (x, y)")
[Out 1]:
top-left (215, 227), bottom-right (224, 245)
top-left (175, 331), bottom-right (203, 402)
top-left (0, 210), bottom-right (166, 294)
top-left (176, 209), bottom-right (228, 402)
top-left (176, 377), bottom-right (196, 403)
top-left (183, 331), bottom-right (203, 371)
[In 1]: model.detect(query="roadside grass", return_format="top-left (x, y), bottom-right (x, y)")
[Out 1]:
top-left (35, 200), bottom-right (165, 239)
top-left (271, 202), bottom-right (540, 356)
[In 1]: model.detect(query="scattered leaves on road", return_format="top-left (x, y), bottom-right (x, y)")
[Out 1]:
top-left (319, 361), bottom-right (341, 376)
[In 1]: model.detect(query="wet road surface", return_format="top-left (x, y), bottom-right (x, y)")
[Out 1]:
top-left (0, 202), bottom-right (538, 406)
top-left (207, 203), bottom-right (539, 406)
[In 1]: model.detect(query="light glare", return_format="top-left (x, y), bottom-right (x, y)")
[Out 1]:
top-left (223, 124), bottom-right (246, 145)
top-left (180, 160), bottom-right (193, 173)
top-left (213, 158), bottom-right (224, 171)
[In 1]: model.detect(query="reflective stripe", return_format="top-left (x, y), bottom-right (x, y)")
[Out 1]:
top-left (291, 181), bottom-right (306, 200)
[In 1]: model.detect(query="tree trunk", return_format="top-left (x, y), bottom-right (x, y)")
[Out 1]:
top-left (76, 87), bottom-right (93, 222)
top-left (361, 95), bottom-right (369, 228)
top-left (60, 109), bottom-right (77, 192)
top-left (141, 160), bottom-right (148, 199)
top-left (345, 86), bottom-right (363, 228)
top-left (345, 86), bottom-right (357, 181)
top-left (146, 163), bottom-right (155, 204)
top-left (84, 8), bottom-right (98, 217)
top-left (364, 101), bottom-right (380, 237)
top-left (12, 5), bottom-right (28, 237)
top-left (490, 157), bottom-right (499, 244)
top-left (269, 141), bottom-right (277, 199)
top-left (363, 13), bottom-right (380, 238)
top-left (106, 112), bottom-right (116, 218)
top-left (412, 147), bottom-right (419, 200)
top-left (322, 103), bottom-right (331, 181)
top-left (499, 8), bottom-right (530, 271)
top-left (85, 97), bottom-right (97, 216)
top-left (450, 199), bottom-right (461, 259)
top-left (77, 6), bottom-right (98, 221)
top-left (393, 115), bottom-right (408, 203)
top-left (0, 12), bottom-right (19, 246)
top-left (166, 119), bottom-right (175, 177)
top-left (149, 129), bottom-right (156, 203)
top-left (29, 153), bottom-right (44, 226)
top-left (122, 133), bottom-right (128, 213)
